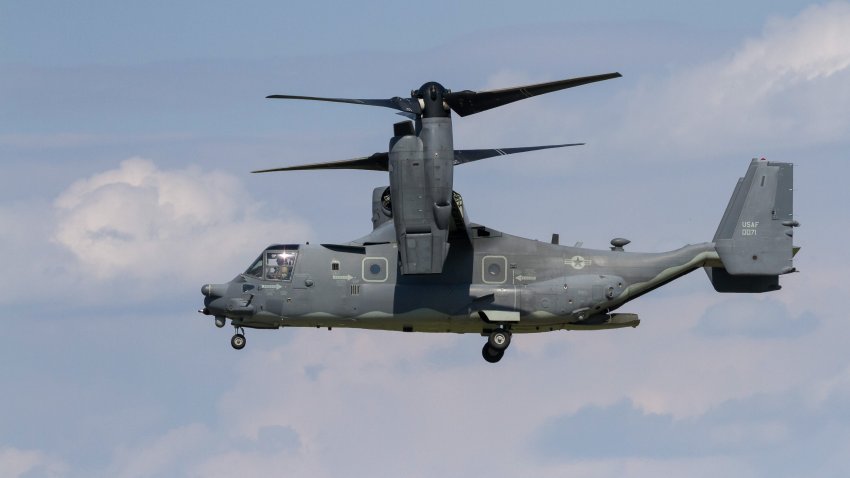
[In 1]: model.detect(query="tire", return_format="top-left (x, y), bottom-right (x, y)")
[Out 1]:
top-left (487, 329), bottom-right (511, 351)
top-left (231, 333), bottom-right (246, 350)
top-left (482, 343), bottom-right (504, 363)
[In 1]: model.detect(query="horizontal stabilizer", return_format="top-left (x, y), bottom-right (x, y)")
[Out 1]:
top-left (705, 267), bottom-right (780, 293)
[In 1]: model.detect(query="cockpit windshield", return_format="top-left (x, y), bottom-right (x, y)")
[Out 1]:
top-left (245, 254), bottom-right (264, 278)
top-left (244, 246), bottom-right (299, 281)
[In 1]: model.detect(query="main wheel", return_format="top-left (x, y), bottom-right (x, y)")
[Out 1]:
top-left (482, 343), bottom-right (504, 363)
top-left (231, 333), bottom-right (246, 350)
top-left (488, 329), bottom-right (511, 351)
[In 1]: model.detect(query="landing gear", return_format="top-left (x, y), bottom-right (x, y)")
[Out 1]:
top-left (488, 329), bottom-right (511, 350)
top-left (231, 327), bottom-right (246, 350)
top-left (482, 328), bottom-right (512, 363)
top-left (482, 343), bottom-right (504, 363)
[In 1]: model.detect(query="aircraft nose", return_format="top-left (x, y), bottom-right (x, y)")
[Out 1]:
top-left (201, 283), bottom-right (228, 298)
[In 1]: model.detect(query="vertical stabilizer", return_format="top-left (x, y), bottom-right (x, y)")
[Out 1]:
top-left (711, 159), bottom-right (797, 285)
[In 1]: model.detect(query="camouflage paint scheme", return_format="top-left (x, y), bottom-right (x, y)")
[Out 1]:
top-left (201, 160), bottom-right (796, 354)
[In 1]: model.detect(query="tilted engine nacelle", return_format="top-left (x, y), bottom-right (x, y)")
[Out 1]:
top-left (389, 120), bottom-right (454, 274)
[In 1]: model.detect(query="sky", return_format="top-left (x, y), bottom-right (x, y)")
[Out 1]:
top-left (1, 1), bottom-right (849, 476)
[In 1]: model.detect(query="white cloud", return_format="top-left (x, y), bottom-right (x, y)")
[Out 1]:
top-left (52, 158), bottom-right (311, 283)
top-left (109, 424), bottom-right (211, 478)
top-left (730, 2), bottom-right (850, 82)
top-left (611, 2), bottom-right (850, 158)
top-left (0, 446), bottom-right (66, 478)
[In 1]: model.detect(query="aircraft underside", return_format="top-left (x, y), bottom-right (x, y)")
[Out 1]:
top-left (236, 308), bottom-right (641, 334)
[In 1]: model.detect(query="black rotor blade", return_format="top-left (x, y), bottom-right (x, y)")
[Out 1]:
top-left (252, 153), bottom-right (389, 173)
top-left (444, 72), bottom-right (622, 117)
top-left (453, 143), bottom-right (584, 165)
top-left (252, 143), bottom-right (583, 174)
top-left (266, 94), bottom-right (421, 114)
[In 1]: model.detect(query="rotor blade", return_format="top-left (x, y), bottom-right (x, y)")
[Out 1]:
top-left (252, 143), bottom-right (584, 173)
top-left (395, 111), bottom-right (418, 120)
top-left (453, 143), bottom-right (584, 165)
top-left (252, 153), bottom-right (389, 173)
top-left (266, 94), bottom-right (421, 114)
top-left (444, 72), bottom-right (622, 117)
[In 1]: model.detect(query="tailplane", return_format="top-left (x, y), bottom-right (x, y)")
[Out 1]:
top-left (707, 158), bottom-right (798, 293)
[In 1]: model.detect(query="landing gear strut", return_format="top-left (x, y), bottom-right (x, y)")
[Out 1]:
top-left (231, 327), bottom-right (246, 350)
top-left (482, 328), bottom-right (511, 363)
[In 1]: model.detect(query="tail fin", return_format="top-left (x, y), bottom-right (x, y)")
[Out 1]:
top-left (707, 158), bottom-right (798, 293)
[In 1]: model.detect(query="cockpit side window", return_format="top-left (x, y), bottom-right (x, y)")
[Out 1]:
top-left (264, 250), bottom-right (297, 281)
top-left (245, 255), bottom-right (264, 278)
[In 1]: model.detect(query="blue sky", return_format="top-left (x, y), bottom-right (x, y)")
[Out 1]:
top-left (2, 1), bottom-right (850, 476)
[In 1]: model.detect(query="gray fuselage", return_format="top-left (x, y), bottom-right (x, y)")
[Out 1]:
top-left (203, 222), bottom-right (719, 335)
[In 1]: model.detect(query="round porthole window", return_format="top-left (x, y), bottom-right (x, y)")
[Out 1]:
top-left (370, 263), bottom-right (381, 275)
top-left (488, 263), bottom-right (501, 276)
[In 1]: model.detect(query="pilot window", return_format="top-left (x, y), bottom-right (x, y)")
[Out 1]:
top-left (264, 250), bottom-right (297, 281)
top-left (245, 255), bottom-right (264, 278)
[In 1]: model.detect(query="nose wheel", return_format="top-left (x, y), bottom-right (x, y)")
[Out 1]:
top-left (231, 327), bottom-right (246, 350)
top-left (482, 329), bottom-right (511, 363)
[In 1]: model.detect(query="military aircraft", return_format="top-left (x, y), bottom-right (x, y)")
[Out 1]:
top-left (200, 72), bottom-right (799, 363)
